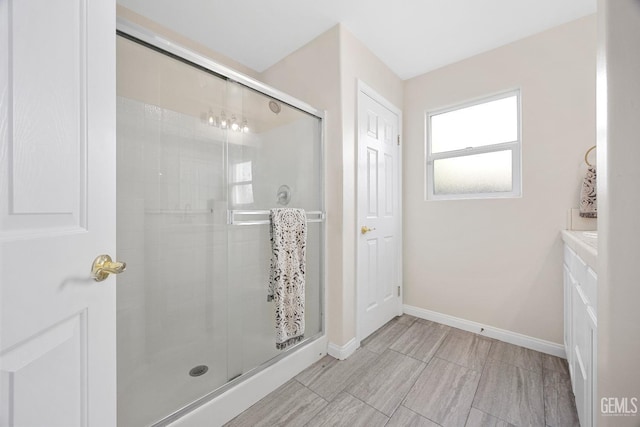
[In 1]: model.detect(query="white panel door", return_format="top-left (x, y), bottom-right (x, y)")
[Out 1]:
top-left (357, 88), bottom-right (402, 341)
top-left (0, 1), bottom-right (116, 426)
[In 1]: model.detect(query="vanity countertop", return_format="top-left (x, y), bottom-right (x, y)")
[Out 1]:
top-left (561, 230), bottom-right (597, 272)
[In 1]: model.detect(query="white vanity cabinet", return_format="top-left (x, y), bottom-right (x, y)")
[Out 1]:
top-left (563, 242), bottom-right (597, 427)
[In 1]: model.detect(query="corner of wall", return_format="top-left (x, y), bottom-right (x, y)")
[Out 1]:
top-left (327, 337), bottom-right (358, 360)
top-left (258, 24), bottom-right (349, 347)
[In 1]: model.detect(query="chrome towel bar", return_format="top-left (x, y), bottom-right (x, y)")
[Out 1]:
top-left (229, 210), bottom-right (325, 226)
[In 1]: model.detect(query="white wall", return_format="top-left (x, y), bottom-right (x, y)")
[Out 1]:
top-left (597, 1), bottom-right (640, 424)
top-left (403, 16), bottom-right (597, 344)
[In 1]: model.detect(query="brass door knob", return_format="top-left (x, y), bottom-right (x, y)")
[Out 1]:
top-left (361, 226), bottom-right (376, 235)
top-left (91, 254), bottom-right (126, 282)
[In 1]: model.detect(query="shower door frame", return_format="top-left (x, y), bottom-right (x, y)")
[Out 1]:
top-left (116, 17), bottom-right (326, 427)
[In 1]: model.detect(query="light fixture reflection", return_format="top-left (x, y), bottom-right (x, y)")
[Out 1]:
top-left (203, 109), bottom-right (248, 133)
top-left (207, 110), bottom-right (218, 127)
top-left (220, 111), bottom-right (228, 129)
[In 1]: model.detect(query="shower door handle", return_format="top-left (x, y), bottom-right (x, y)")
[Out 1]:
top-left (91, 254), bottom-right (127, 282)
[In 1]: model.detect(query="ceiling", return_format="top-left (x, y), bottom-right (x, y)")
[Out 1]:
top-left (117, 0), bottom-right (596, 80)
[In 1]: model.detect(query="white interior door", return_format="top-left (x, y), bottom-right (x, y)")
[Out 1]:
top-left (0, 1), bottom-right (116, 426)
top-left (357, 85), bottom-right (402, 341)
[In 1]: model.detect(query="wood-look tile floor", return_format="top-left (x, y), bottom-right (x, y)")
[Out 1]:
top-left (225, 316), bottom-right (579, 427)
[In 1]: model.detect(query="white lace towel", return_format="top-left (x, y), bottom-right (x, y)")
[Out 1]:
top-left (269, 208), bottom-right (306, 350)
top-left (579, 166), bottom-right (597, 218)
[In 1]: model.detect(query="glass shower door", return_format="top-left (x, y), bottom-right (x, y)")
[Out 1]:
top-left (116, 33), bottom-right (323, 427)
top-left (225, 80), bottom-right (323, 380)
top-left (117, 35), bottom-right (231, 427)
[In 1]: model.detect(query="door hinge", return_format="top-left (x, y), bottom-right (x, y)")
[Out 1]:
top-left (397, 135), bottom-right (400, 146)
top-left (397, 286), bottom-right (401, 297)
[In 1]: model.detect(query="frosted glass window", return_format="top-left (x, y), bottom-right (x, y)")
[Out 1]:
top-left (426, 90), bottom-right (521, 200)
top-left (434, 151), bottom-right (512, 195)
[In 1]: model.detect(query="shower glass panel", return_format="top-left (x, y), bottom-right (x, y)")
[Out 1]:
top-left (116, 35), bottom-right (323, 427)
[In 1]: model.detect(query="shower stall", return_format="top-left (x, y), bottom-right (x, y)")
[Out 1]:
top-left (115, 22), bottom-right (324, 427)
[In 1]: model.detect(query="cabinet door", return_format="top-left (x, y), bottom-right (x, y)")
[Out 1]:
top-left (585, 268), bottom-right (598, 312)
top-left (563, 264), bottom-right (574, 379)
top-left (563, 243), bottom-right (597, 427)
top-left (588, 307), bottom-right (597, 427)
top-left (572, 283), bottom-right (592, 427)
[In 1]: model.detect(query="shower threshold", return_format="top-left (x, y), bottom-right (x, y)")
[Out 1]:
top-left (151, 332), bottom-right (326, 427)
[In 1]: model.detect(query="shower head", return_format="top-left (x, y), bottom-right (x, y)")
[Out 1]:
top-left (268, 100), bottom-right (281, 115)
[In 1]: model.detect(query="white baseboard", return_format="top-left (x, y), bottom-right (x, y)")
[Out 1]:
top-left (403, 305), bottom-right (566, 358)
top-left (327, 337), bottom-right (358, 360)
top-left (169, 336), bottom-right (327, 427)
